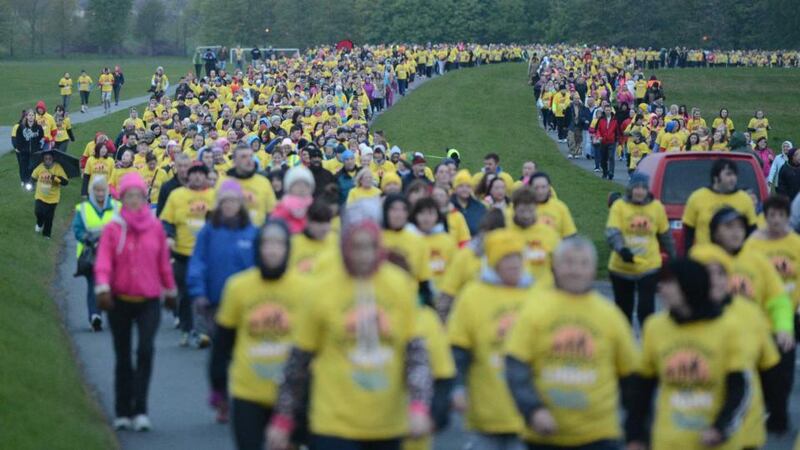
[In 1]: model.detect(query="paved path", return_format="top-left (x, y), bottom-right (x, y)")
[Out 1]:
top-left (55, 70), bottom-right (799, 450)
top-left (2, 89), bottom-right (175, 157)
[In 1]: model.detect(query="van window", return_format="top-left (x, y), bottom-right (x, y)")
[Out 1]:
top-left (660, 159), bottom-right (760, 205)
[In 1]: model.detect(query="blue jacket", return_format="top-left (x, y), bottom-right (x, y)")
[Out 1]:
top-left (187, 223), bottom-right (258, 305)
top-left (451, 195), bottom-right (486, 236)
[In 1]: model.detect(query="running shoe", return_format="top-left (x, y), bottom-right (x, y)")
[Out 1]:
top-left (90, 314), bottom-right (102, 332)
top-left (132, 414), bottom-right (151, 432)
top-left (113, 417), bottom-right (132, 430)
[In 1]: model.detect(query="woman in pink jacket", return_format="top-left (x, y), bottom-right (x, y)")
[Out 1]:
top-left (94, 172), bottom-right (177, 432)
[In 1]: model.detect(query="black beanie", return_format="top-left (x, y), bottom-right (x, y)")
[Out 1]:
top-left (662, 258), bottom-right (720, 323)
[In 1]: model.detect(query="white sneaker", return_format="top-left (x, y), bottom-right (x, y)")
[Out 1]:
top-left (35, 224), bottom-right (42, 233)
top-left (113, 417), bottom-right (132, 430)
top-left (132, 414), bottom-right (151, 432)
top-left (24, 183), bottom-right (33, 191)
top-left (567, 154), bottom-right (574, 159)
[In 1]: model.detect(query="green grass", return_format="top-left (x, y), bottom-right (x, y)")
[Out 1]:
top-left (0, 107), bottom-right (139, 450)
top-left (653, 67), bottom-right (800, 149)
top-left (373, 63), bottom-right (617, 274)
top-left (0, 57), bottom-right (191, 123)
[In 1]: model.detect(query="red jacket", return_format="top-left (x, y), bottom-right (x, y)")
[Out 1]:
top-left (594, 115), bottom-right (619, 145)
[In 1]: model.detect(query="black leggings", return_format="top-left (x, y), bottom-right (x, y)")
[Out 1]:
top-left (231, 398), bottom-right (272, 450)
top-left (108, 299), bottom-right (161, 417)
top-left (80, 90), bottom-right (89, 105)
top-left (34, 199), bottom-right (57, 237)
top-left (761, 314), bottom-right (799, 431)
top-left (610, 271), bottom-right (659, 326)
top-left (172, 255), bottom-right (192, 333)
top-left (528, 440), bottom-right (620, 450)
top-left (16, 151), bottom-right (31, 183)
top-left (311, 435), bottom-right (401, 450)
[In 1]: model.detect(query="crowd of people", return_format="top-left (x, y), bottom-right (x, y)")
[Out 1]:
top-left (9, 42), bottom-right (800, 450)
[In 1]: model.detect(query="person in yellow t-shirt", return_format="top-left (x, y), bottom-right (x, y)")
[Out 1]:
top-left (289, 200), bottom-right (336, 275)
top-left (77, 70), bottom-right (92, 113)
top-left (58, 72), bottom-right (73, 111)
top-left (436, 209), bottom-right (506, 321)
top-left (682, 158), bottom-right (757, 250)
top-left (430, 185), bottom-right (471, 247)
top-left (31, 150), bottom-right (69, 238)
top-left (627, 131), bottom-right (650, 172)
top-left (410, 198), bottom-right (457, 294)
top-left (139, 153), bottom-right (170, 208)
top-left (83, 144), bottom-right (115, 195)
top-left (508, 186), bottom-right (561, 288)
top-left (265, 219), bottom-right (432, 449)
top-left (448, 229), bottom-right (532, 449)
top-left (747, 110), bottom-right (770, 143)
top-left (109, 150), bottom-right (137, 193)
top-left (626, 258), bottom-right (748, 450)
top-left (159, 164), bottom-right (215, 344)
top-left (347, 168), bottom-right (382, 204)
top-left (382, 194), bottom-right (433, 290)
top-left (505, 236), bottom-right (639, 448)
top-left (529, 173), bottom-right (576, 238)
top-left (211, 220), bottom-right (305, 444)
top-left (218, 145), bottom-right (276, 226)
top-left (712, 108), bottom-right (735, 136)
top-left (98, 67), bottom-right (114, 113)
top-left (606, 173), bottom-right (675, 325)
top-left (689, 244), bottom-right (780, 449)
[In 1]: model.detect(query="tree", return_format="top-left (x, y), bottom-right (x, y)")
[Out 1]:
top-left (45, 0), bottom-right (78, 57)
top-left (86, 0), bottom-right (133, 53)
top-left (135, 0), bottom-right (165, 54)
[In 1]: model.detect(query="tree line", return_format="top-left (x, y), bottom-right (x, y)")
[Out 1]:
top-left (1, 0), bottom-right (797, 57)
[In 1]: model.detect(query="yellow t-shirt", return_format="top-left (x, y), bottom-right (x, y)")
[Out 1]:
top-left (109, 166), bottom-right (137, 191)
top-left (606, 198), bottom-right (669, 275)
top-left (417, 306), bottom-right (455, 379)
top-left (505, 288), bottom-right (639, 446)
top-left (383, 229), bottom-right (432, 283)
top-left (59, 77), bottom-right (73, 96)
top-left (743, 232), bottom-right (800, 309)
top-left (446, 209), bottom-right (471, 246)
top-left (536, 197), bottom-right (577, 238)
top-left (730, 248), bottom-right (788, 330)
top-left (639, 312), bottom-right (747, 450)
top-left (99, 73), bottom-right (114, 93)
top-left (289, 232), bottom-right (337, 275)
top-left (438, 245), bottom-right (481, 298)
top-left (711, 117), bottom-right (735, 134)
top-left (628, 141), bottom-right (651, 168)
top-left (424, 231), bottom-right (457, 292)
top-left (448, 280), bottom-right (534, 434)
top-left (217, 174), bottom-right (276, 226)
top-left (138, 165), bottom-right (170, 205)
top-left (681, 188), bottom-right (756, 246)
top-left (84, 156), bottom-right (114, 186)
top-left (293, 264), bottom-right (417, 440)
top-left (216, 268), bottom-right (306, 407)
top-left (509, 221), bottom-right (561, 287)
top-left (31, 163), bottom-right (68, 204)
top-left (78, 74), bottom-right (92, 91)
top-left (158, 187), bottom-right (215, 256)
top-left (724, 297), bottom-right (780, 448)
top-left (346, 186), bottom-right (382, 204)
top-left (747, 117), bottom-right (770, 143)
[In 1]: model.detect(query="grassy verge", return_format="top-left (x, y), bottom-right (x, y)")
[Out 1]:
top-left (652, 67), bottom-right (800, 149)
top-left (0, 57), bottom-right (190, 123)
top-left (372, 63), bottom-right (617, 275)
top-left (0, 107), bottom-right (139, 450)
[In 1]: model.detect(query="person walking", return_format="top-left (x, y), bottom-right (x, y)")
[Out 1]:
top-left (94, 172), bottom-right (177, 432)
top-left (98, 67), bottom-right (114, 114)
top-left (112, 65), bottom-right (125, 106)
top-left (14, 109), bottom-right (44, 190)
top-left (606, 173), bottom-right (675, 326)
top-left (505, 236), bottom-right (639, 450)
top-left (77, 69), bottom-right (92, 113)
top-left (209, 219), bottom-right (304, 448)
top-left (58, 72), bottom-right (73, 111)
top-left (187, 180), bottom-right (257, 350)
top-left (31, 148), bottom-right (69, 238)
top-left (159, 164), bottom-right (215, 347)
top-left (591, 103), bottom-right (619, 180)
top-left (72, 175), bottom-right (119, 331)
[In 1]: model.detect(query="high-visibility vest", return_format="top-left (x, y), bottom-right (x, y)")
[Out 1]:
top-left (75, 200), bottom-right (119, 257)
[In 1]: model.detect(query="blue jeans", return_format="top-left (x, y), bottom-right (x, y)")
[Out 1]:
top-left (86, 274), bottom-right (99, 321)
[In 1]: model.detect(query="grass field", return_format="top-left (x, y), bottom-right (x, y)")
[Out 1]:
top-left (653, 67), bottom-right (800, 149)
top-left (0, 107), bottom-right (139, 450)
top-left (373, 63), bottom-right (618, 272)
top-left (0, 57), bottom-right (191, 124)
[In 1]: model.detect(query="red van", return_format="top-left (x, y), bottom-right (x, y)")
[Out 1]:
top-left (635, 151), bottom-right (768, 256)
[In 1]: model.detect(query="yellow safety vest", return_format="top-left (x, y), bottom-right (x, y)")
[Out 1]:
top-left (75, 200), bottom-right (119, 257)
